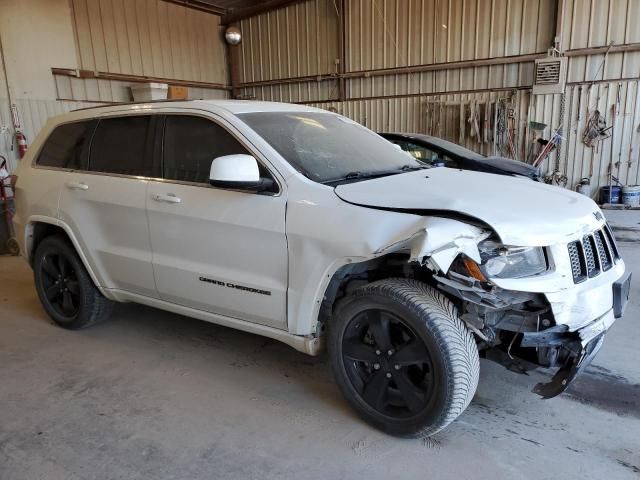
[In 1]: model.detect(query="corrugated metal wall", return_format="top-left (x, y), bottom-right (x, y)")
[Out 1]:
top-left (562, 0), bottom-right (640, 82)
top-left (0, 0), bottom-right (229, 171)
top-left (0, 99), bottom-right (94, 172)
top-left (59, 0), bottom-right (230, 102)
top-left (237, 0), bottom-right (640, 199)
top-left (2, 0), bottom-right (639, 196)
top-left (347, 0), bottom-right (553, 68)
top-left (238, 0), bottom-right (339, 82)
top-left (238, 0), bottom-right (556, 101)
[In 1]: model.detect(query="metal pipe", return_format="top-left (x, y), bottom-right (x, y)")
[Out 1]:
top-left (236, 43), bottom-right (640, 90)
top-left (0, 28), bottom-right (13, 109)
top-left (51, 68), bottom-right (231, 91)
top-left (239, 52), bottom-right (546, 89)
top-left (564, 42), bottom-right (640, 57)
top-left (296, 85), bottom-right (531, 105)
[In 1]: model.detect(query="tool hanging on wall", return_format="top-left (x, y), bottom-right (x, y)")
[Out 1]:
top-left (582, 110), bottom-right (610, 147)
top-left (495, 100), bottom-right (507, 156)
top-left (527, 121), bottom-right (547, 164)
top-left (483, 100), bottom-right (492, 144)
top-left (459, 102), bottom-right (465, 144)
top-left (467, 100), bottom-right (481, 140)
top-left (533, 127), bottom-right (563, 169)
top-left (506, 104), bottom-right (517, 161)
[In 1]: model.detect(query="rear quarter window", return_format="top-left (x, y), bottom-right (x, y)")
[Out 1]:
top-left (36, 120), bottom-right (95, 169)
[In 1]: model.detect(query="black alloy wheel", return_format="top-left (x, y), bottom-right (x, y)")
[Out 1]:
top-left (341, 309), bottom-right (435, 418)
top-left (34, 235), bottom-right (113, 329)
top-left (39, 252), bottom-right (81, 319)
top-left (329, 278), bottom-right (480, 437)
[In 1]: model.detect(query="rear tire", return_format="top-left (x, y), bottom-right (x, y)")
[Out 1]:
top-left (34, 235), bottom-right (113, 329)
top-left (329, 278), bottom-right (479, 437)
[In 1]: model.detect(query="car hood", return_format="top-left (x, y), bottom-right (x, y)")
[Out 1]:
top-left (334, 168), bottom-right (603, 246)
top-left (481, 156), bottom-right (540, 179)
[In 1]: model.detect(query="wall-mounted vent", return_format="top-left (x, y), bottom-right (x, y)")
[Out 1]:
top-left (533, 56), bottom-right (567, 95)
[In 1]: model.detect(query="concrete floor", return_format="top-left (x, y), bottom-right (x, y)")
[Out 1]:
top-left (1, 247), bottom-right (639, 480)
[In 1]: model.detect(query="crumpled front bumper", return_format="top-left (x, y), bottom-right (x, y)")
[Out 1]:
top-left (520, 270), bottom-right (631, 398)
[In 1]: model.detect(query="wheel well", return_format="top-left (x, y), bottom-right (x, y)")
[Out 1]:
top-left (318, 253), bottom-right (438, 332)
top-left (28, 223), bottom-right (69, 267)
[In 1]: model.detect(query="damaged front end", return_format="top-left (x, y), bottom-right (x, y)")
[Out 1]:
top-left (433, 261), bottom-right (624, 398)
top-left (396, 218), bottom-right (630, 399)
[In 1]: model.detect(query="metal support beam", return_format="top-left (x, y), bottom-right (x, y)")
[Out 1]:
top-left (161, 0), bottom-right (226, 15)
top-left (236, 42), bottom-right (640, 91)
top-left (227, 24), bottom-right (241, 99)
top-left (221, 0), bottom-right (309, 25)
top-left (238, 52), bottom-right (547, 89)
top-left (336, 0), bottom-right (346, 102)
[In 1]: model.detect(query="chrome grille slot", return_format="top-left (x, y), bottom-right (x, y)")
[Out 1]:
top-left (567, 224), bottom-right (619, 284)
top-left (604, 224), bottom-right (620, 260)
top-left (594, 230), bottom-right (612, 271)
top-left (583, 235), bottom-right (600, 277)
top-left (568, 241), bottom-right (587, 283)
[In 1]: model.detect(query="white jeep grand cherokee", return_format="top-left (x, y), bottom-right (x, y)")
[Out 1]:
top-left (13, 100), bottom-right (630, 437)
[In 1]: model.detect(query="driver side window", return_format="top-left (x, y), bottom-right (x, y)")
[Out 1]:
top-left (163, 115), bottom-right (251, 184)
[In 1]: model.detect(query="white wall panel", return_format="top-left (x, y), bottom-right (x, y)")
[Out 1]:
top-left (70, 0), bottom-right (228, 84)
top-left (0, 0), bottom-right (78, 101)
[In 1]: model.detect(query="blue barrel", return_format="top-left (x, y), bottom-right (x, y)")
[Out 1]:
top-left (599, 186), bottom-right (621, 204)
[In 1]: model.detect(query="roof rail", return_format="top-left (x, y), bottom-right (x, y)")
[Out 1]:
top-left (71, 99), bottom-right (193, 112)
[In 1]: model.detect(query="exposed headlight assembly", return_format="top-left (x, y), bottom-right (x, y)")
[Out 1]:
top-left (478, 240), bottom-right (547, 279)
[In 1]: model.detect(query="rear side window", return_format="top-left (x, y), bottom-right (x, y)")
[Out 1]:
top-left (163, 115), bottom-right (250, 183)
top-left (89, 115), bottom-right (158, 177)
top-left (37, 120), bottom-right (95, 169)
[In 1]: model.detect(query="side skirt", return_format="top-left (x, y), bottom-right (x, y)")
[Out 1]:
top-left (105, 289), bottom-right (323, 356)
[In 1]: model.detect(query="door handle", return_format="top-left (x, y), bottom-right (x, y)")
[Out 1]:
top-left (66, 181), bottom-right (89, 191)
top-left (152, 193), bottom-right (181, 204)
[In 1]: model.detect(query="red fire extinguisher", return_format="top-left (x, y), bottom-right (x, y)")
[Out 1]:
top-left (15, 131), bottom-right (28, 159)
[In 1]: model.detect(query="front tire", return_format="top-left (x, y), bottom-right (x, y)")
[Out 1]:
top-left (329, 278), bottom-right (479, 437)
top-left (34, 235), bottom-right (113, 329)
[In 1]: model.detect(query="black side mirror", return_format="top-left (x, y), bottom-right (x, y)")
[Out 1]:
top-left (209, 177), bottom-right (275, 193)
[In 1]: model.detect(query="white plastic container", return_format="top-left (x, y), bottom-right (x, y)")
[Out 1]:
top-left (130, 83), bottom-right (168, 102)
top-left (576, 178), bottom-right (591, 198)
top-left (622, 185), bottom-right (640, 207)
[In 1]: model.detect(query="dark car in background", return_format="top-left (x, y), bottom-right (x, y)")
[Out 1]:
top-left (379, 132), bottom-right (541, 181)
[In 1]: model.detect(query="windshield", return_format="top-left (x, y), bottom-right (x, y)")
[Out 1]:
top-left (238, 112), bottom-right (423, 183)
